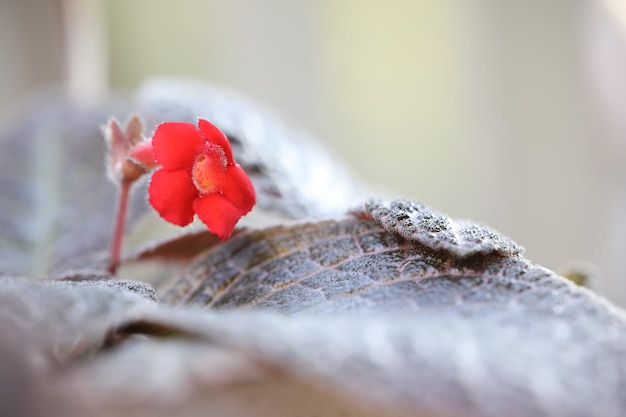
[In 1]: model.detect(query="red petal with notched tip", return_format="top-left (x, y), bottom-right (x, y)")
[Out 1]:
top-left (220, 164), bottom-right (256, 215)
top-left (198, 119), bottom-right (234, 165)
top-left (149, 169), bottom-right (199, 226)
top-left (193, 194), bottom-right (244, 240)
top-left (152, 122), bottom-right (206, 171)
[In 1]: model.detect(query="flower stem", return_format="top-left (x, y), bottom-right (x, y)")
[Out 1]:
top-left (107, 181), bottom-right (131, 275)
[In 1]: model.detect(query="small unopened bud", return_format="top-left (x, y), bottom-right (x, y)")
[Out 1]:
top-left (120, 159), bottom-right (146, 184)
top-left (103, 114), bottom-right (155, 185)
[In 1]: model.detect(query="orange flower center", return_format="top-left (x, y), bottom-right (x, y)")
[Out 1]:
top-left (192, 152), bottom-right (224, 194)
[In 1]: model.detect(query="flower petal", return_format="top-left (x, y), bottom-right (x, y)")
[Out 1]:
top-left (220, 165), bottom-right (256, 215)
top-left (198, 119), bottom-right (234, 165)
top-left (193, 194), bottom-right (244, 240)
top-left (149, 169), bottom-right (198, 226)
top-left (152, 122), bottom-right (206, 170)
top-left (129, 141), bottom-right (157, 169)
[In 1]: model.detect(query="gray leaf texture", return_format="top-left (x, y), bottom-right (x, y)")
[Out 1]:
top-left (151, 199), bottom-right (626, 417)
top-left (361, 198), bottom-right (524, 257)
top-left (159, 210), bottom-right (525, 313)
top-left (0, 276), bottom-right (157, 417)
top-left (0, 276), bottom-right (156, 364)
top-left (102, 304), bottom-right (626, 417)
top-left (135, 76), bottom-right (366, 219)
top-left (2, 200), bottom-right (626, 417)
top-left (0, 94), bottom-right (149, 276)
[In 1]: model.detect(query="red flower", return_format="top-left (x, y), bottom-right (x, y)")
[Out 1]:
top-left (133, 119), bottom-right (256, 240)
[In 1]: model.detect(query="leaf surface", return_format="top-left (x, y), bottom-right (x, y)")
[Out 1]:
top-left (2, 202), bottom-right (626, 417)
top-left (147, 198), bottom-right (626, 417)
top-left (362, 198), bottom-right (524, 257)
top-left (0, 276), bottom-right (156, 363)
top-left (0, 96), bottom-right (149, 276)
top-left (160, 201), bottom-right (527, 313)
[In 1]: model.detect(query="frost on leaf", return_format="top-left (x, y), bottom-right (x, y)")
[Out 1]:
top-left (360, 198), bottom-right (524, 257)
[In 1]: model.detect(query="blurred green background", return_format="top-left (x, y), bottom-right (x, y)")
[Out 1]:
top-left (1, 0), bottom-right (626, 306)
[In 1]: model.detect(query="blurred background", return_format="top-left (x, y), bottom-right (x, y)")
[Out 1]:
top-left (1, 0), bottom-right (625, 306)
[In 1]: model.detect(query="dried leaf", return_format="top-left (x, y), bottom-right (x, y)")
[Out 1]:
top-left (135, 77), bottom-right (366, 219)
